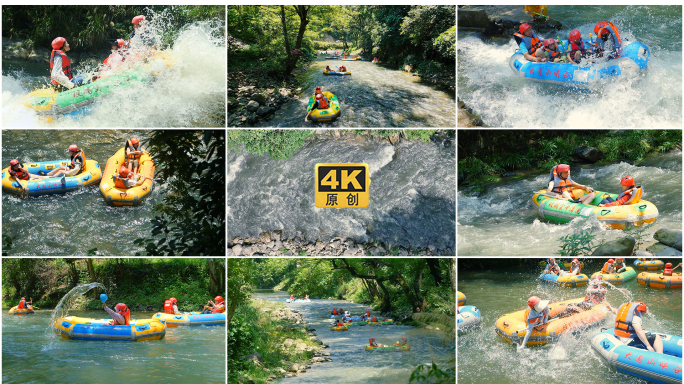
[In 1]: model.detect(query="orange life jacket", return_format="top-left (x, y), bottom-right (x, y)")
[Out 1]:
top-left (546, 47), bottom-right (562, 61)
top-left (601, 262), bottom-right (613, 274)
top-left (9, 166), bottom-right (29, 180)
top-left (18, 300), bottom-right (26, 309)
top-left (547, 264), bottom-right (559, 274)
top-left (372, 316), bottom-right (376, 322)
top-left (317, 94), bottom-right (329, 109)
top-left (663, 268), bottom-right (673, 276)
top-left (513, 32), bottom-right (543, 55)
top-left (69, 150), bottom-right (87, 173)
top-left (164, 300), bottom-right (174, 314)
top-left (212, 302), bottom-right (225, 313)
top-left (549, 166), bottom-right (572, 194)
top-left (116, 308), bottom-right (131, 326)
top-left (614, 302), bottom-right (639, 338)
top-left (126, 141), bottom-right (143, 162)
top-left (50, 50), bottom-right (73, 85)
top-left (113, 175), bottom-right (129, 189)
top-left (332, 308), bottom-right (338, 315)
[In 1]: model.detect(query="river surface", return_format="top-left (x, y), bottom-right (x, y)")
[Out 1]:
top-left (458, 5), bottom-right (682, 127)
top-left (255, 57), bottom-right (455, 127)
top-left (227, 134), bottom-right (456, 253)
top-left (2, 19), bottom-right (225, 128)
top-left (458, 151), bottom-right (682, 256)
top-left (2, 130), bottom-right (162, 255)
top-left (254, 290), bottom-right (454, 383)
top-left (2, 309), bottom-right (225, 384)
top-left (457, 262), bottom-right (682, 384)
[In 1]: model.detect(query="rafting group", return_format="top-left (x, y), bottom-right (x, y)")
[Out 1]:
top-left (329, 308), bottom-right (407, 351)
top-left (459, 258), bottom-right (682, 384)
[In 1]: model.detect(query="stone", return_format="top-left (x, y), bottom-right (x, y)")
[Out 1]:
top-left (457, 8), bottom-right (490, 29)
top-left (256, 106), bottom-right (274, 116)
top-left (314, 241), bottom-right (325, 253)
top-left (653, 229), bottom-right (682, 251)
top-left (251, 94), bottom-right (267, 105)
top-left (646, 243), bottom-right (682, 256)
top-left (575, 145), bottom-right (604, 163)
top-left (272, 230), bottom-right (282, 241)
top-left (228, 97), bottom-right (239, 111)
top-left (232, 244), bottom-right (242, 256)
top-left (242, 246), bottom-right (254, 256)
top-left (238, 85), bottom-right (255, 93)
top-left (278, 88), bottom-right (292, 98)
top-left (259, 232), bottom-right (271, 243)
top-left (288, 363), bottom-right (301, 372)
top-left (246, 100), bottom-right (259, 112)
top-left (591, 237), bottom-right (635, 256)
top-left (634, 249), bottom-right (653, 256)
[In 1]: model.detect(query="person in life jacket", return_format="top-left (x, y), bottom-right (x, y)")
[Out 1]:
top-left (663, 263), bottom-right (674, 276)
top-left (568, 258), bottom-right (581, 275)
top-left (607, 302), bottom-right (663, 353)
top-left (395, 336), bottom-right (407, 346)
top-left (305, 86), bottom-right (330, 122)
top-left (326, 65), bottom-right (332, 71)
top-left (593, 21), bottom-right (622, 60)
top-left (566, 29), bottom-right (594, 65)
top-left (546, 164), bottom-right (596, 204)
top-left (124, 138), bottom-right (148, 173)
top-left (543, 258), bottom-right (560, 275)
top-left (541, 38), bottom-right (564, 63)
top-left (612, 258), bottom-right (627, 273)
top-left (601, 259), bottom-right (615, 274)
top-left (338, 65), bottom-right (347, 72)
top-left (513, 24), bottom-right (544, 62)
top-left (336, 320), bottom-right (345, 327)
top-left (104, 39), bottom-right (128, 72)
top-left (369, 337), bottom-right (382, 347)
top-left (50, 37), bottom-right (85, 90)
top-left (112, 166), bottom-right (142, 189)
top-left (290, 294), bottom-right (294, 300)
top-left (202, 296), bottom-right (225, 314)
top-left (598, 176), bottom-right (641, 208)
top-left (129, 15), bottom-right (156, 50)
top-left (584, 275), bottom-right (608, 306)
top-left (164, 297), bottom-right (182, 314)
top-left (103, 302), bottom-right (130, 325)
top-left (332, 308), bottom-right (338, 315)
top-left (518, 296), bottom-right (550, 350)
top-left (44, 145), bottom-right (87, 180)
top-left (18, 297), bottom-right (33, 309)
top-left (8, 159), bottom-right (51, 181)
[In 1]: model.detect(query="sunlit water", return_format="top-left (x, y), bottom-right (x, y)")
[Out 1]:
top-left (2, 130), bottom-right (163, 255)
top-left (255, 290), bottom-right (454, 384)
top-left (253, 58), bottom-right (455, 127)
top-left (457, 265), bottom-right (682, 383)
top-left (227, 136), bottom-right (456, 252)
top-left (458, 151), bottom-right (682, 255)
top-left (457, 5), bottom-right (682, 127)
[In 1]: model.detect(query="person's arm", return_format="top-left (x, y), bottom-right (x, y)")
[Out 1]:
top-left (603, 192), bottom-right (631, 207)
top-left (103, 304), bottom-right (125, 324)
top-left (632, 321), bottom-right (655, 352)
top-left (51, 55), bottom-right (75, 89)
top-left (65, 162), bottom-right (81, 176)
top-left (571, 180), bottom-right (593, 192)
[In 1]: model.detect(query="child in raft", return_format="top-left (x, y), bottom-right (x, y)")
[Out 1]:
top-left (598, 176), bottom-right (638, 207)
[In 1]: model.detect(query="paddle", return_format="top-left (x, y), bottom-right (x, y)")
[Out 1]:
top-left (531, 11), bottom-right (549, 19)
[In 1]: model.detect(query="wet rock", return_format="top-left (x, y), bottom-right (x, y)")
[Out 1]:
top-left (653, 229), bottom-right (682, 251)
top-left (458, 8), bottom-right (490, 29)
top-left (251, 94), bottom-right (267, 105)
top-left (287, 363), bottom-right (301, 372)
top-left (575, 145), bottom-right (604, 164)
top-left (646, 243), bottom-right (682, 256)
top-left (591, 237), bottom-right (635, 256)
top-left (246, 100), bottom-right (259, 112)
top-left (232, 244), bottom-right (243, 256)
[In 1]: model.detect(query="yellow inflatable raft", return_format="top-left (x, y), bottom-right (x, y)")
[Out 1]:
top-left (9, 305), bottom-right (34, 315)
top-left (495, 297), bottom-right (608, 346)
top-left (2, 159), bottom-right (102, 197)
top-left (637, 272), bottom-right (682, 289)
top-left (99, 147), bottom-right (155, 206)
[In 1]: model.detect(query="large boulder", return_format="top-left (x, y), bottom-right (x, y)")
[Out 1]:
top-left (251, 93), bottom-right (267, 105)
top-left (458, 8), bottom-right (490, 29)
top-left (227, 97), bottom-right (239, 111)
top-left (591, 237), bottom-right (635, 256)
top-left (653, 229), bottom-right (682, 251)
top-left (646, 243), bottom-right (682, 256)
top-left (245, 100), bottom-right (259, 112)
top-left (575, 145), bottom-right (604, 163)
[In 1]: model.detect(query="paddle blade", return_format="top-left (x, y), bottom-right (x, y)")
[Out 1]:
top-left (100, 294), bottom-right (108, 303)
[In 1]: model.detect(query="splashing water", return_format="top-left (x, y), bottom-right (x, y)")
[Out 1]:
top-left (48, 282), bottom-right (106, 337)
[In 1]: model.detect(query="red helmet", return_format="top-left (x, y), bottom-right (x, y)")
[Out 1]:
top-left (132, 15), bottom-right (146, 25)
top-left (115, 303), bottom-right (128, 313)
top-left (569, 29), bottom-right (581, 41)
top-left (116, 39), bottom-right (127, 48)
top-left (527, 296), bottom-right (541, 309)
top-left (608, 259), bottom-right (615, 264)
top-left (635, 302), bottom-right (647, 314)
top-left (556, 164), bottom-right (570, 173)
top-left (21, 297), bottom-right (25, 301)
top-left (68, 144), bottom-right (79, 152)
top-left (52, 37), bottom-right (66, 50)
top-left (10, 159), bottom-right (19, 166)
top-left (572, 258), bottom-right (579, 264)
top-left (594, 22), bottom-right (610, 35)
top-left (119, 166), bottom-right (129, 178)
top-left (620, 176), bottom-right (635, 186)
top-left (519, 23), bottom-right (531, 34)
top-left (666, 263), bottom-right (672, 268)
top-left (315, 86), bottom-right (321, 93)
top-left (543, 38), bottom-right (556, 48)
top-left (170, 297), bottom-right (177, 304)
top-left (130, 138), bottom-right (140, 146)
top-left (214, 296), bottom-right (224, 303)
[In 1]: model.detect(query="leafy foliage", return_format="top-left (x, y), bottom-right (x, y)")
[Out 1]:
top-left (409, 359), bottom-right (456, 384)
top-left (227, 129), bottom-right (315, 160)
top-left (557, 230), bottom-right (598, 256)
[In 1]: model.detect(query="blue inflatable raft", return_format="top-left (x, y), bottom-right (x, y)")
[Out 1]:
top-left (538, 272), bottom-right (589, 287)
top-left (592, 329), bottom-right (682, 384)
top-left (2, 159), bottom-right (102, 197)
top-left (152, 312), bottom-right (225, 327)
top-left (323, 70), bottom-right (351, 76)
top-left (458, 305), bottom-right (481, 334)
top-left (53, 316), bottom-right (166, 341)
top-left (509, 40), bottom-right (649, 91)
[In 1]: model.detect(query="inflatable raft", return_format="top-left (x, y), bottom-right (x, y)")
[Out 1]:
top-left (509, 40), bottom-right (649, 91)
top-left (9, 305), bottom-right (34, 315)
top-left (54, 316), bottom-right (166, 341)
top-left (152, 312), bottom-right (226, 327)
top-left (328, 314), bottom-right (345, 318)
top-left (323, 70), bottom-right (351, 76)
top-left (591, 267), bottom-right (637, 285)
top-left (372, 60), bottom-right (382, 64)
top-left (637, 272), bottom-right (682, 289)
top-left (325, 56), bottom-right (340, 59)
top-left (592, 329), bottom-right (682, 384)
top-left (22, 52), bottom-right (175, 123)
top-left (2, 160), bottom-right (102, 197)
top-left (365, 345), bottom-right (410, 351)
top-left (538, 272), bottom-right (589, 287)
top-left (307, 91), bottom-right (340, 123)
top-left (634, 259), bottom-right (665, 271)
top-left (330, 325), bottom-right (348, 331)
top-left (541, 260), bottom-right (584, 270)
top-left (99, 147), bottom-right (155, 206)
top-left (495, 297), bottom-right (608, 346)
top-left (458, 291), bottom-right (466, 306)
top-left (532, 188), bottom-right (658, 229)
top-left (458, 305), bottom-right (481, 334)
top-left (286, 298), bottom-right (311, 303)
top-left (368, 319), bottom-right (394, 326)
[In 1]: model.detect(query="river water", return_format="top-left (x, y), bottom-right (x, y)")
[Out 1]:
top-left (255, 58), bottom-right (455, 127)
top-left (2, 20), bottom-right (225, 128)
top-left (458, 151), bottom-right (682, 256)
top-left (254, 290), bottom-right (454, 383)
top-left (227, 133), bottom-right (456, 253)
top-left (2, 309), bottom-right (225, 384)
top-left (2, 130), bottom-right (162, 255)
top-left (457, 262), bottom-right (682, 384)
top-left (458, 5), bottom-right (682, 127)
